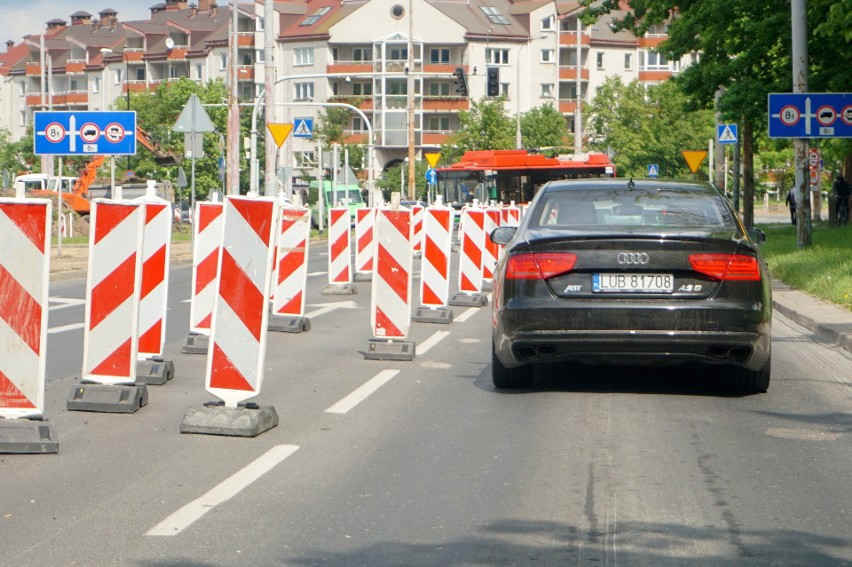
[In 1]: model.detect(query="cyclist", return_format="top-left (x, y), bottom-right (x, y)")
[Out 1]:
top-left (833, 174), bottom-right (850, 225)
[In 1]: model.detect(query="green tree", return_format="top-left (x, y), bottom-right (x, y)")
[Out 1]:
top-left (375, 159), bottom-right (429, 201)
top-left (520, 103), bottom-right (570, 150)
top-left (441, 97), bottom-right (515, 162)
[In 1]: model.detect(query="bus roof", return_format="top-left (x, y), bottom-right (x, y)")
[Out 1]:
top-left (438, 149), bottom-right (614, 171)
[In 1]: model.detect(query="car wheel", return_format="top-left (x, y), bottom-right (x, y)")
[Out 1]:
top-left (728, 358), bottom-right (771, 393)
top-left (492, 343), bottom-right (534, 389)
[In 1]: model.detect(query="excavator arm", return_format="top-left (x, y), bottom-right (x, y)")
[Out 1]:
top-left (137, 126), bottom-right (180, 166)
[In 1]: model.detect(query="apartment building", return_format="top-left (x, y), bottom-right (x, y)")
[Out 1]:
top-left (0, 0), bottom-right (685, 180)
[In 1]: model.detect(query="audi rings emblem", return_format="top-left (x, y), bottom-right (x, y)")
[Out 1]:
top-left (617, 252), bottom-right (649, 265)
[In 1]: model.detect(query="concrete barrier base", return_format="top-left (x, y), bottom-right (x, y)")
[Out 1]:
top-left (0, 419), bottom-right (59, 454)
top-left (180, 402), bottom-right (278, 437)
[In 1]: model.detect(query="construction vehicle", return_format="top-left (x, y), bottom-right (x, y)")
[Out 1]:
top-left (14, 158), bottom-right (103, 215)
top-left (136, 126), bottom-right (180, 166)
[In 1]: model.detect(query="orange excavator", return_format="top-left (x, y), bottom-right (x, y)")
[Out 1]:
top-left (136, 126), bottom-right (180, 166)
top-left (28, 155), bottom-right (105, 215)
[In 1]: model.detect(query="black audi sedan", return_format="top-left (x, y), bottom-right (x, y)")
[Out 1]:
top-left (490, 178), bottom-right (771, 392)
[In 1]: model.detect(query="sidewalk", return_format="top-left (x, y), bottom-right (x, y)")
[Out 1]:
top-left (48, 239), bottom-right (852, 357)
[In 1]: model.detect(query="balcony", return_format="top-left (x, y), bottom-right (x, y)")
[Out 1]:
top-left (423, 63), bottom-right (465, 74)
top-left (125, 50), bottom-right (145, 62)
top-left (237, 65), bottom-right (254, 81)
top-left (237, 33), bottom-right (255, 47)
top-left (637, 36), bottom-right (666, 48)
top-left (423, 131), bottom-right (451, 145)
top-left (167, 48), bottom-right (188, 60)
top-left (423, 96), bottom-right (469, 111)
top-left (26, 63), bottom-right (41, 76)
top-left (66, 60), bottom-right (86, 74)
top-left (560, 32), bottom-right (591, 47)
top-left (559, 67), bottom-right (590, 81)
top-left (638, 69), bottom-right (673, 82)
top-left (559, 100), bottom-right (579, 114)
top-left (327, 61), bottom-right (373, 74)
top-left (329, 95), bottom-right (374, 110)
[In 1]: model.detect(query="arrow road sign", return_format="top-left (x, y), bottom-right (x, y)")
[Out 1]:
top-left (768, 93), bottom-right (852, 138)
top-left (34, 111), bottom-right (136, 155)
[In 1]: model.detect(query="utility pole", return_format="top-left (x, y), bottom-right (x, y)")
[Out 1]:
top-left (791, 0), bottom-right (811, 247)
top-left (406, 0), bottom-right (416, 200)
top-left (227, 0), bottom-right (241, 195)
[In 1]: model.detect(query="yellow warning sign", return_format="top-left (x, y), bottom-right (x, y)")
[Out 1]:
top-left (681, 150), bottom-right (708, 173)
top-left (424, 152), bottom-right (441, 168)
top-left (267, 123), bottom-right (293, 148)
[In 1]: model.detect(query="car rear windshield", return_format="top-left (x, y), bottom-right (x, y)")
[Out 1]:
top-left (531, 186), bottom-right (734, 229)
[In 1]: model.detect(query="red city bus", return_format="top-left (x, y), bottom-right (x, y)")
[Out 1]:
top-left (435, 149), bottom-right (616, 210)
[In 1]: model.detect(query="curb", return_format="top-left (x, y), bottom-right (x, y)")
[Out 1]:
top-left (772, 280), bottom-right (852, 355)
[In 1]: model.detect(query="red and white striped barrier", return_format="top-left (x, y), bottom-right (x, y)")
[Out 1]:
top-left (187, 200), bottom-right (224, 339)
top-left (81, 200), bottom-right (145, 385)
top-left (270, 205), bottom-right (310, 330)
top-left (0, 198), bottom-right (51, 419)
top-left (420, 205), bottom-right (453, 308)
top-left (354, 207), bottom-right (375, 276)
top-left (367, 206), bottom-right (415, 359)
top-left (410, 204), bottom-right (424, 255)
top-left (501, 203), bottom-right (521, 227)
top-left (206, 196), bottom-right (279, 407)
top-left (135, 195), bottom-right (172, 362)
top-left (450, 207), bottom-right (488, 306)
top-left (482, 207), bottom-right (501, 284)
top-left (327, 207), bottom-right (352, 285)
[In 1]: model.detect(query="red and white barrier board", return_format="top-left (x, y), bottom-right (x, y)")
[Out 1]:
top-left (410, 204), bottom-right (424, 254)
top-left (206, 196), bottom-right (278, 407)
top-left (420, 205), bottom-right (453, 307)
top-left (354, 207), bottom-right (375, 274)
top-left (82, 200), bottom-right (145, 385)
top-left (327, 207), bottom-right (352, 284)
top-left (501, 204), bottom-right (521, 227)
top-left (0, 198), bottom-right (51, 419)
top-left (135, 197), bottom-right (172, 359)
top-left (189, 201), bottom-right (224, 335)
top-left (482, 207), bottom-right (501, 282)
top-left (272, 206), bottom-right (310, 317)
top-left (457, 208), bottom-right (485, 294)
top-left (371, 208), bottom-right (413, 339)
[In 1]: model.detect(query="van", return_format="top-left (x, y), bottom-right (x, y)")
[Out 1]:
top-left (308, 180), bottom-right (366, 228)
top-left (13, 173), bottom-right (77, 194)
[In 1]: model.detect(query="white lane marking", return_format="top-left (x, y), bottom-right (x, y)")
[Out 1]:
top-left (307, 271), bottom-right (326, 277)
top-left (48, 297), bottom-right (86, 311)
top-left (146, 444), bottom-right (299, 537)
top-left (416, 330), bottom-right (450, 356)
top-left (325, 369), bottom-right (399, 414)
top-left (454, 307), bottom-right (479, 323)
top-left (48, 323), bottom-right (84, 334)
top-left (304, 300), bottom-right (360, 319)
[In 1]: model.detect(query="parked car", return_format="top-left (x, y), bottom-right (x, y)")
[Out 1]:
top-left (489, 178), bottom-right (772, 392)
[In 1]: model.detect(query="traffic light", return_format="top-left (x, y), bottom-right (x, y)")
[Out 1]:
top-left (453, 67), bottom-right (469, 97)
top-left (486, 66), bottom-right (500, 97)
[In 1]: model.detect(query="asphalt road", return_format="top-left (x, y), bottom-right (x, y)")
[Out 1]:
top-left (2, 241), bottom-right (851, 566)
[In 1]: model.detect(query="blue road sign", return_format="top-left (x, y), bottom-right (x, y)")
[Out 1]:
top-left (717, 124), bottom-right (738, 144)
top-left (293, 118), bottom-right (313, 138)
top-left (425, 168), bottom-right (437, 184)
top-left (647, 164), bottom-right (659, 178)
top-left (768, 93), bottom-right (852, 138)
top-left (34, 111), bottom-right (137, 155)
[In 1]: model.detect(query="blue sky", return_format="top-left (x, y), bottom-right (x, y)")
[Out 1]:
top-left (1, 1), bottom-right (152, 45)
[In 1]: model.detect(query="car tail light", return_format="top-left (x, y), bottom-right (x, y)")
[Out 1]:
top-left (689, 253), bottom-right (761, 281)
top-left (506, 252), bottom-right (577, 280)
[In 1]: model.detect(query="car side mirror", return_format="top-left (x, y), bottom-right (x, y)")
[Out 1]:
top-left (746, 227), bottom-right (766, 244)
top-left (490, 226), bottom-right (517, 245)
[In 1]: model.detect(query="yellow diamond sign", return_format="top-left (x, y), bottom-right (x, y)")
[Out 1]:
top-left (681, 150), bottom-right (708, 173)
top-left (424, 152), bottom-right (441, 168)
top-left (267, 123), bottom-right (293, 148)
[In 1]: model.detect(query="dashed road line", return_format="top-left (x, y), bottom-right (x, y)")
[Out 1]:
top-left (325, 369), bottom-right (400, 414)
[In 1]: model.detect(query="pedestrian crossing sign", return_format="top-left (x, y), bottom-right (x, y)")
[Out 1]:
top-left (293, 118), bottom-right (313, 138)
top-left (718, 124), bottom-right (738, 144)
top-left (647, 164), bottom-right (659, 177)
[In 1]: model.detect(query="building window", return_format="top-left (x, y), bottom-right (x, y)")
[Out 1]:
top-left (170, 66), bottom-right (179, 79)
top-left (257, 49), bottom-right (265, 63)
top-left (389, 47), bottom-right (408, 61)
top-left (300, 6), bottom-right (330, 26)
top-left (295, 151), bottom-right (316, 167)
top-left (352, 117), bottom-right (366, 132)
top-left (18, 81), bottom-right (26, 96)
top-left (429, 48), bottom-right (450, 64)
top-left (294, 82), bottom-right (314, 100)
top-left (257, 16), bottom-right (264, 31)
top-left (597, 52), bottom-right (605, 69)
top-left (501, 83), bottom-right (510, 97)
top-left (113, 68), bottom-right (122, 85)
top-left (220, 53), bottom-right (227, 70)
top-left (353, 47), bottom-right (372, 62)
top-left (429, 83), bottom-right (451, 96)
top-left (486, 48), bottom-right (509, 65)
top-left (428, 116), bottom-right (451, 131)
top-left (352, 82), bottom-right (373, 95)
top-left (540, 83), bottom-right (554, 98)
top-left (540, 49), bottom-right (554, 63)
top-left (19, 110), bottom-right (26, 126)
top-left (541, 15), bottom-right (554, 31)
top-left (641, 49), bottom-right (669, 70)
top-left (196, 64), bottom-right (203, 80)
top-left (69, 79), bottom-right (78, 91)
top-left (624, 53), bottom-right (632, 70)
top-left (294, 47), bottom-right (314, 66)
top-left (93, 76), bottom-right (100, 93)
top-left (480, 6), bottom-right (510, 25)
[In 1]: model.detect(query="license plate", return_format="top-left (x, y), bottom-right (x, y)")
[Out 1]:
top-left (592, 273), bottom-right (673, 293)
